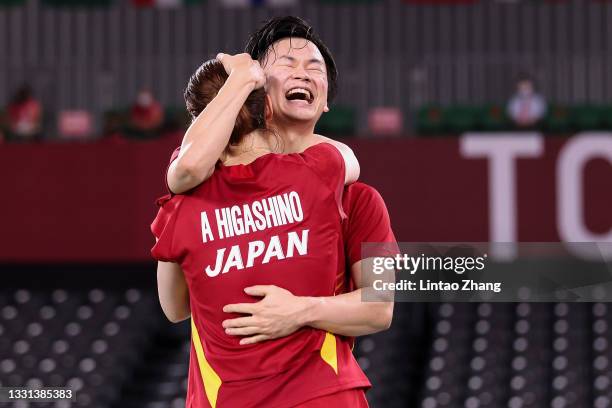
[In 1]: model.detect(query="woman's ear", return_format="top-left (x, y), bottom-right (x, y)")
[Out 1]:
top-left (323, 105), bottom-right (330, 113)
top-left (265, 94), bottom-right (274, 122)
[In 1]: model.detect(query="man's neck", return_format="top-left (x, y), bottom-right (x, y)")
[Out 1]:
top-left (270, 120), bottom-right (317, 153)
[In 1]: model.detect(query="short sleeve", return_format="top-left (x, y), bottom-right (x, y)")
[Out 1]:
top-left (150, 194), bottom-right (184, 262)
top-left (165, 146), bottom-right (181, 195)
top-left (300, 142), bottom-right (346, 219)
top-left (343, 183), bottom-right (399, 266)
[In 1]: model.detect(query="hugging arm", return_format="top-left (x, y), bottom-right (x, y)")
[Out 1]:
top-left (222, 260), bottom-right (394, 344)
top-left (299, 258), bottom-right (394, 336)
top-left (168, 54), bottom-right (264, 194)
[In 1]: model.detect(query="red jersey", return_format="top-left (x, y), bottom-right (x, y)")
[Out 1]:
top-left (151, 143), bottom-right (370, 408)
top-left (336, 182), bottom-right (399, 294)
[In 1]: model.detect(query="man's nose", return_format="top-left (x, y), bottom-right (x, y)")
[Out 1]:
top-left (291, 66), bottom-right (311, 82)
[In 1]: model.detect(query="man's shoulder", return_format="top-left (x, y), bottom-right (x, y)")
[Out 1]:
top-left (344, 182), bottom-right (382, 200)
top-left (343, 182), bottom-right (386, 216)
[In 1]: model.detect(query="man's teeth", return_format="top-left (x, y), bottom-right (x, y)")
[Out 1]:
top-left (287, 88), bottom-right (312, 100)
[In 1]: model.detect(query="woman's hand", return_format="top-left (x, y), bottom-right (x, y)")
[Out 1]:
top-left (216, 53), bottom-right (265, 91)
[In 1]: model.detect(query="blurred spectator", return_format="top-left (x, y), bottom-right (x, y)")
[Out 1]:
top-left (6, 85), bottom-right (42, 141)
top-left (127, 88), bottom-right (164, 138)
top-left (507, 75), bottom-right (547, 128)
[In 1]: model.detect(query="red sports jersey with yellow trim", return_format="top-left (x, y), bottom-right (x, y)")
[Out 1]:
top-left (151, 143), bottom-right (370, 408)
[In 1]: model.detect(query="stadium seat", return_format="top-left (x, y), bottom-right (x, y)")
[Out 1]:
top-left (315, 105), bottom-right (357, 137)
top-left (570, 105), bottom-right (603, 131)
top-left (543, 105), bottom-right (571, 134)
top-left (478, 104), bottom-right (511, 131)
top-left (416, 302), bottom-right (606, 407)
top-left (600, 105), bottom-right (612, 130)
top-left (163, 106), bottom-right (191, 132)
top-left (0, 109), bottom-right (6, 137)
top-left (5, 282), bottom-right (612, 407)
top-left (416, 105), bottom-right (445, 136)
top-left (42, 0), bottom-right (114, 6)
top-left (0, 287), bottom-right (158, 407)
top-left (102, 108), bottom-right (128, 136)
top-left (444, 105), bottom-right (479, 134)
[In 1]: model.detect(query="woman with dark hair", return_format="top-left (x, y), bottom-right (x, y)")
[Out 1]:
top-left (152, 56), bottom-right (371, 407)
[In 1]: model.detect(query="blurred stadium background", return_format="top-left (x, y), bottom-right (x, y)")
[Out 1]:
top-left (1, 0), bottom-right (612, 407)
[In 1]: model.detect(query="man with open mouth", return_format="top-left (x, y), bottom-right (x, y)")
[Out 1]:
top-left (156, 16), bottom-right (397, 408)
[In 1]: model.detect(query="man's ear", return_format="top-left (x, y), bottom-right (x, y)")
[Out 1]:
top-left (265, 94), bottom-right (274, 122)
top-left (323, 105), bottom-right (330, 113)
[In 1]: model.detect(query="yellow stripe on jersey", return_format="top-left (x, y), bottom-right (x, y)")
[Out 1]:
top-left (191, 319), bottom-right (222, 408)
top-left (320, 332), bottom-right (338, 375)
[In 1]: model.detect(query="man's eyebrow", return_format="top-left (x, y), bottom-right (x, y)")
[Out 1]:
top-left (307, 58), bottom-right (324, 65)
top-left (277, 55), bottom-right (324, 65)
top-left (278, 55), bottom-right (296, 62)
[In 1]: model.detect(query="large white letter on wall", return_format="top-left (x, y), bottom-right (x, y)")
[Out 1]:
top-left (461, 133), bottom-right (544, 260)
top-left (557, 132), bottom-right (612, 260)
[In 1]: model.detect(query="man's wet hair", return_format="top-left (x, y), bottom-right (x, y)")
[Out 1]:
top-left (245, 16), bottom-right (338, 102)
